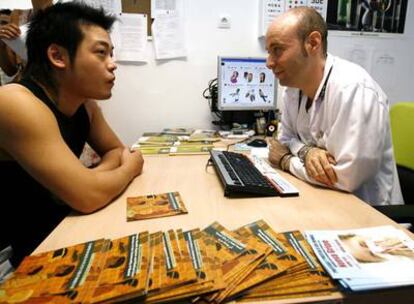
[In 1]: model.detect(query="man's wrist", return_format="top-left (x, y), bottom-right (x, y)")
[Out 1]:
top-left (298, 145), bottom-right (315, 163)
top-left (278, 152), bottom-right (290, 168)
top-left (279, 153), bottom-right (292, 172)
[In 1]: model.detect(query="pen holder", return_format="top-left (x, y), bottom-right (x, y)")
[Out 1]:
top-left (255, 117), bottom-right (266, 135)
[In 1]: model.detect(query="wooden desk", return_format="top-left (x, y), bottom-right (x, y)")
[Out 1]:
top-left (34, 154), bottom-right (412, 304)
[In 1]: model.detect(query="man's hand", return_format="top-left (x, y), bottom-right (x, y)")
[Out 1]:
top-left (268, 138), bottom-right (290, 168)
top-left (305, 147), bottom-right (337, 187)
top-left (121, 148), bottom-right (144, 178)
top-left (0, 24), bottom-right (21, 40)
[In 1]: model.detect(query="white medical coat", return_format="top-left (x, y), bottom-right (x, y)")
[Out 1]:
top-left (278, 54), bottom-right (403, 206)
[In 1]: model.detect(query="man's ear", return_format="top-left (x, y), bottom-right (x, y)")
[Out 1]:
top-left (305, 31), bottom-right (322, 55)
top-left (47, 44), bottom-right (69, 69)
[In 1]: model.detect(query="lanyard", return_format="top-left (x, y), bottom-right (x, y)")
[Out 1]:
top-left (298, 65), bottom-right (333, 112)
top-left (296, 65), bottom-right (333, 140)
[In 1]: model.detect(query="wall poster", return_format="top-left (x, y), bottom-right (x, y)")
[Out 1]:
top-left (259, 0), bottom-right (408, 37)
top-left (258, 0), bottom-right (328, 37)
top-left (326, 0), bottom-right (408, 35)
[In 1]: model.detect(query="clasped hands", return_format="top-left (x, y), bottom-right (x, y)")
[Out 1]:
top-left (304, 146), bottom-right (337, 187)
top-left (268, 139), bottom-right (337, 187)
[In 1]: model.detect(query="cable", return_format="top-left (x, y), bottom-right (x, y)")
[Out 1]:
top-left (205, 157), bottom-right (213, 172)
top-left (203, 77), bottom-right (227, 127)
top-left (202, 78), bottom-right (218, 111)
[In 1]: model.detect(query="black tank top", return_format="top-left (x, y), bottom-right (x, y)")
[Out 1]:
top-left (0, 78), bottom-right (90, 267)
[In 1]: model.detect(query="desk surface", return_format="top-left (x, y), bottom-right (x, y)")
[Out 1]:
top-left (35, 154), bottom-right (411, 304)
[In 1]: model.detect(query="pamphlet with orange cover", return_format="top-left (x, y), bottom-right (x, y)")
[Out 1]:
top-left (127, 192), bottom-right (188, 221)
top-left (0, 239), bottom-right (109, 303)
top-left (89, 232), bottom-right (151, 303)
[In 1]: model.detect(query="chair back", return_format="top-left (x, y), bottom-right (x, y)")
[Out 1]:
top-left (390, 102), bottom-right (414, 170)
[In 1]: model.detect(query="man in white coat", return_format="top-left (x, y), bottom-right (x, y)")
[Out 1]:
top-left (266, 7), bottom-right (403, 206)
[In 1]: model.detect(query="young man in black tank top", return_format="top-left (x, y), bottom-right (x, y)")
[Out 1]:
top-left (0, 2), bottom-right (144, 268)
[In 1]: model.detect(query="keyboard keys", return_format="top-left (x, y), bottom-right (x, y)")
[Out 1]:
top-left (210, 150), bottom-right (279, 197)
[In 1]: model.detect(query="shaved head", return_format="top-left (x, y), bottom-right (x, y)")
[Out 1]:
top-left (265, 7), bottom-right (328, 92)
top-left (267, 7), bottom-right (327, 56)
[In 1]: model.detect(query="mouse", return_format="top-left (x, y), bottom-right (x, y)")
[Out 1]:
top-left (247, 138), bottom-right (268, 147)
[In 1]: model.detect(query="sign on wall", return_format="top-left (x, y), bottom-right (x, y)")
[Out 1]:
top-left (259, 0), bottom-right (328, 37)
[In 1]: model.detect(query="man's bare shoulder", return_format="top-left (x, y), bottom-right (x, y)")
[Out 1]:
top-left (0, 83), bottom-right (54, 119)
top-left (0, 83), bottom-right (59, 143)
top-left (0, 83), bottom-right (31, 95)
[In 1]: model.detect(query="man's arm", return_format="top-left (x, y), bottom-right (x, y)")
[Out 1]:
top-left (270, 91), bottom-right (336, 187)
top-left (84, 101), bottom-right (144, 173)
top-left (278, 84), bottom-right (388, 192)
top-left (301, 146), bottom-right (337, 187)
top-left (0, 23), bottom-right (20, 76)
top-left (0, 85), bottom-right (143, 214)
top-left (84, 101), bottom-right (123, 171)
top-left (269, 138), bottom-right (337, 186)
top-left (324, 84), bottom-right (388, 192)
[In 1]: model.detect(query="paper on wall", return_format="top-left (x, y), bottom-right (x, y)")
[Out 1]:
top-left (151, 0), bottom-right (183, 18)
top-left (371, 50), bottom-right (398, 99)
top-left (152, 14), bottom-right (186, 60)
top-left (113, 13), bottom-right (148, 63)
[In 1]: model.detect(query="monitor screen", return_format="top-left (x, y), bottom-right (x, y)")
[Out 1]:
top-left (217, 56), bottom-right (277, 111)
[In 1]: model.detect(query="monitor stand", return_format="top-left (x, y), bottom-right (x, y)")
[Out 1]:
top-left (212, 111), bottom-right (274, 130)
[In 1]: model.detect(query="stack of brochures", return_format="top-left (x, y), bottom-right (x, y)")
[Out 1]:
top-left (0, 220), bottom-right (337, 303)
top-left (127, 192), bottom-right (188, 221)
top-left (162, 127), bottom-right (194, 136)
top-left (305, 226), bottom-right (414, 292)
top-left (186, 129), bottom-right (221, 143)
top-left (131, 128), bottom-right (219, 155)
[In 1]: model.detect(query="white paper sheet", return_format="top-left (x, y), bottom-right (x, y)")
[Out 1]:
top-left (343, 45), bottom-right (372, 73)
top-left (113, 13), bottom-right (148, 63)
top-left (1, 23), bottom-right (28, 61)
top-left (258, 0), bottom-right (328, 37)
top-left (371, 50), bottom-right (397, 98)
top-left (151, 14), bottom-right (186, 60)
top-left (151, 0), bottom-right (183, 18)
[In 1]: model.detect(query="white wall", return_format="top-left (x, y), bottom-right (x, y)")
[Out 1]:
top-left (106, 0), bottom-right (269, 145)
top-left (1, 0), bottom-right (32, 9)
top-left (2, 0), bottom-right (414, 145)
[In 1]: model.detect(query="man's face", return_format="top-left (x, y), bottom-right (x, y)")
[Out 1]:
top-left (265, 19), bottom-right (308, 88)
top-left (66, 24), bottom-right (116, 100)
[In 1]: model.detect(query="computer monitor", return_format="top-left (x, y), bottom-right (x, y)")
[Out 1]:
top-left (217, 56), bottom-right (277, 111)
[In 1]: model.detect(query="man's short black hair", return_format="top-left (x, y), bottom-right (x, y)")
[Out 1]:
top-left (23, 1), bottom-right (116, 91)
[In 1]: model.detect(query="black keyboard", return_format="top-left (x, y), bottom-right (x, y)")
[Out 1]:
top-left (209, 150), bottom-right (279, 197)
